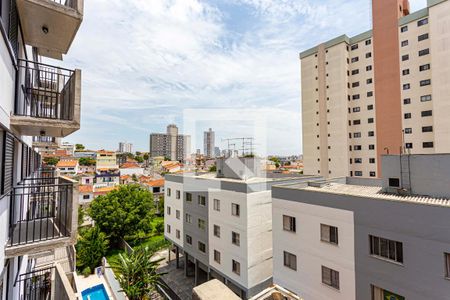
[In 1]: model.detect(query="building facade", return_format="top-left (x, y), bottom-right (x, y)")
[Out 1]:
top-left (204, 128), bottom-right (215, 158)
top-left (150, 124), bottom-right (191, 161)
top-left (301, 0), bottom-right (450, 178)
top-left (164, 157), bottom-right (319, 299)
top-left (95, 150), bottom-right (120, 187)
top-left (118, 141), bottom-right (133, 153)
top-left (272, 154), bottom-right (450, 300)
top-left (0, 0), bottom-right (83, 298)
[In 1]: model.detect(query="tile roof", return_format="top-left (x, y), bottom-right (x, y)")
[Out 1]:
top-left (145, 179), bottom-right (165, 187)
top-left (79, 185), bottom-right (93, 193)
top-left (120, 162), bottom-right (140, 169)
top-left (56, 160), bottom-right (78, 168)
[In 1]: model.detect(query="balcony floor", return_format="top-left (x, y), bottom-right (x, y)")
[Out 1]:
top-left (8, 218), bottom-right (67, 247)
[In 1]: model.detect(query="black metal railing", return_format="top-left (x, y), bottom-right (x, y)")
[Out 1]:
top-left (8, 176), bottom-right (72, 247)
top-left (49, 0), bottom-right (77, 10)
top-left (17, 267), bottom-right (53, 300)
top-left (15, 59), bottom-right (75, 120)
top-left (32, 136), bottom-right (57, 144)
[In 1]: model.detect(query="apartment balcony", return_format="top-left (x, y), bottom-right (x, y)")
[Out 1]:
top-left (16, 0), bottom-right (84, 60)
top-left (11, 59), bottom-right (81, 138)
top-left (5, 175), bottom-right (78, 258)
top-left (32, 136), bottom-right (59, 149)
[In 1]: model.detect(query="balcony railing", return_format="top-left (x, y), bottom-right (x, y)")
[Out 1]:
top-left (15, 59), bottom-right (75, 121)
top-left (8, 176), bottom-right (72, 248)
top-left (17, 266), bottom-right (53, 300)
top-left (32, 136), bottom-right (57, 144)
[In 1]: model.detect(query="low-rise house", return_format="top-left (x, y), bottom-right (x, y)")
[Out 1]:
top-left (56, 159), bottom-right (79, 175)
top-left (79, 185), bottom-right (94, 206)
top-left (94, 186), bottom-right (119, 198)
top-left (80, 174), bottom-right (95, 185)
top-left (120, 161), bottom-right (144, 176)
top-left (142, 178), bottom-right (165, 196)
top-left (79, 164), bottom-right (96, 173)
top-left (162, 161), bottom-right (181, 173)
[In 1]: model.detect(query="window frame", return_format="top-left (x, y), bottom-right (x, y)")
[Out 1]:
top-left (369, 235), bottom-right (403, 264)
top-left (283, 215), bottom-right (296, 232)
top-left (232, 203), bottom-right (240, 217)
top-left (322, 266), bottom-right (340, 290)
top-left (283, 251), bottom-right (297, 271)
top-left (321, 224), bottom-right (339, 245)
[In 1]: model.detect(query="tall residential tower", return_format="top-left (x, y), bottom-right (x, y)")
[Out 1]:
top-left (301, 0), bottom-right (450, 178)
top-left (150, 124), bottom-right (191, 161)
top-left (204, 128), bottom-right (215, 158)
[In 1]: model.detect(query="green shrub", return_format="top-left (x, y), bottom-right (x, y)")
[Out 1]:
top-left (82, 266), bottom-right (91, 277)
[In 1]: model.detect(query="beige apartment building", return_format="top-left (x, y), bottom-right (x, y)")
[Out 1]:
top-left (301, 0), bottom-right (450, 178)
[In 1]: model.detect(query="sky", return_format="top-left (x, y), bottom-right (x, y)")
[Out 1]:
top-left (59, 0), bottom-right (427, 155)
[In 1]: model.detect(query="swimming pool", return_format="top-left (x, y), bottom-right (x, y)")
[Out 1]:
top-left (81, 284), bottom-right (109, 300)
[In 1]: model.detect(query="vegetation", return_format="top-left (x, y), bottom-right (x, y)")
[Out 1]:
top-left (208, 164), bottom-right (217, 172)
top-left (43, 157), bottom-right (59, 166)
top-left (78, 157), bottom-right (96, 166)
top-left (89, 185), bottom-right (156, 243)
top-left (78, 207), bottom-right (85, 226)
top-left (143, 153), bottom-right (149, 161)
top-left (82, 266), bottom-right (91, 277)
top-left (135, 156), bottom-right (144, 163)
top-left (76, 144), bottom-right (85, 150)
top-left (110, 247), bottom-right (165, 300)
top-left (269, 156), bottom-right (281, 168)
top-left (76, 226), bottom-right (109, 273)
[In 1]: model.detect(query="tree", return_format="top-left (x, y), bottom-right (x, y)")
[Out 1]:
top-left (135, 156), bottom-right (144, 163)
top-left (208, 164), bottom-right (217, 172)
top-left (44, 157), bottom-right (59, 166)
top-left (76, 144), bottom-right (85, 150)
top-left (143, 153), bottom-right (149, 161)
top-left (76, 226), bottom-right (109, 273)
top-left (111, 247), bottom-right (165, 300)
top-left (79, 157), bottom-right (96, 166)
top-left (89, 185), bottom-right (156, 243)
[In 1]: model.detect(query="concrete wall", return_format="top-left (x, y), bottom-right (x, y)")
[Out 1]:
top-left (273, 185), bottom-right (450, 300)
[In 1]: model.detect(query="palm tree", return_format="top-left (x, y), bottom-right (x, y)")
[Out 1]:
top-left (111, 247), bottom-right (166, 300)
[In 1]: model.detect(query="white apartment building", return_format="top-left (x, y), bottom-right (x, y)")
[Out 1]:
top-left (118, 141), bottom-right (133, 153)
top-left (164, 157), bottom-right (319, 299)
top-left (272, 154), bottom-right (450, 300)
top-left (301, 0), bottom-right (450, 178)
top-left (0, 0), bottom-right (83, 298)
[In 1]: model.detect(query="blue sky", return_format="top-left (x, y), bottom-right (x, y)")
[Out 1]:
top-left (59, 0), bottom-right (427, 155)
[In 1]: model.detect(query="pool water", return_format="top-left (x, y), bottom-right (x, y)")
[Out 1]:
top-left (81, 284), bottom-right (109, 300)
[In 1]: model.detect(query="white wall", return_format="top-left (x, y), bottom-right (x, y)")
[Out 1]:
top-left (119, 168), bottom-right (144, 176)
top-left (272, 198), bottom-right (356, 300)
top-left (164, 181), bottom-right (184, 247)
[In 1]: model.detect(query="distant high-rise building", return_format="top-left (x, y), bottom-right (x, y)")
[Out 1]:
top-left (150, 124), bottom-right (191, 161)
top-left (118, 141), bottom-right (133, 153)
top-left (301, 0), bottom-right (450, 178)
top-left (204, 128), bottom-right (215, 158)
top-left (214, 146), bottom-right (221, 157)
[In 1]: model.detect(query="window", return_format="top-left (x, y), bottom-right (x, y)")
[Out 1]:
top-left (186, 234), bottom-right (192, 245)
top-left (402, 54), bottom-right (409, 61)
top-left (401, 25), bottom-right (408, 32)
top-left (418, 49), bottom-right (429, 56)
top-left (366, 52), bottom-right (372, 58)
top-left (401, 40), bottom-right (408, 47)
top-left (368, 131), bottom-right (374, 137)
top-left (366, 78), bottom-right (373, 84)
top-left (167, 188), bottom-right (171, 196)
top-left (283, 251), bottom-right (297, 271)
top-left (322, 266), bottom-right (340, 290)
top-left (214, 250), bottom-right (221, 264)
top-left (198, 219), bottom-right (206, 230)
top-left (353, 107), bottom-right (360, 113)
top-left (405, 143), bottom-right (413, 149)
top-left (232, 260), bottom-right (240, 275)
top-left (420, 64), bottom-right (430, 71)
top-left (353, 120), bottom-right (361, 125)
top-left (369, 158), bottom-right (375, 164)
top-left (185, 213), bottom-right (192, 223)
top-left (402, 69), bottom-right (409, 76)
top-left (421, 94), bottom-right (432, 102)
top-left (354, 145), bottom-right (362, 150)
top-left (321, 224), bottom-right (339, 245)
top-left (403, 83), bottom-right (410, 90)
top-left (369, 144), bottom-right (375, 150)
top-left (176, 230), bottom-right (180, 239)
top-left (83, 194), bottom-right (90, 200)
top-left (365, 39), bottom-right (371, 45)
top-left (368, 117), bottom-right (374, 123)
top-left (352, 82), bottom-right (360, 88)
top-left (370, 171), bottom-right (376, 177)
top-left (167, 224), bottom-right (171, 233)
top-left (420, 79), bottom-right (431, 86)
top-left (167, 206), bottom-right (171, 215)
top-left (213, 199), bottom-right (220, 211)
top-left (232, 231), bottom-right (240, 246)
top-left (354, 132), bottom-right (361, 138)
top-left (176, 190), bottom-right (180, 199)
top-left (351, 44), bottom-right (358, 50)
top-left (198, 241), bottom-right (206, 253)
top-left (198, 195), bottom-right (206, 206)
top-left (445, 253), bottom-right (450, 278)
top-left (351, 57), bottom-right (359, 63)
top-left (214, 225), bottom-right (220, 238)
top-left (354, 158), bottom-right (362, 164)
top-left (351, 69), bottom-right (359, 75)
top-left (232, 203), bottom-right (240, 217)
top-left (352, 94), bottom-right (360, 100)
top-left (404, 128), bottom-right (412, 134)
top-left (404, 113), bottom-right (411, 119)
top-left (423, 142), bottom-right (434, 148)
top-left (421, 110), bottom-right (432, 117)
top-left (369, 235), bottom-right (403, 263)
top-left (403, 98), bottom-right (411, 105)
top-left (176, 210), bottom-right (180, 219)
top-left (389, 178), bottom-right (400, 187)
top-left (367, 91), bottom-right (373, 97)
top-left (367, 105), bottom-right (373, 110)
top-left (417, 18), bottom-right (428, 26)
top-left (283, 215), bottom-right (296, 232)
top-left (418, 33), bottom-right (429, 41)
top-left (422, 126), bottom-right (433, 133)
top-left (355, 171), bottom-right (363, 177)
top-left (186, 193), bottom-right (192, 202)
top-left (366, 65), bottom-right (372, 71)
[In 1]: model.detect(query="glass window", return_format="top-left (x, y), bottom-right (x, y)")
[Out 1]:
top-left (283, 251), bottom-right (297, 271)
top-left (417, 18), bottom-right (428, 26)
top-left (198, 219), bottom-right (206, 230)
top-left (185, 213), bottom-right (192, 223)
top-left (214, 250), bottom-right (221, 264)
top-left (232, 203), bottom-right (240, 217)
top-left (186, 235), bottom-right (192, 245)
top-left (321, 224), bottom-right (339, 245)
top-left (213, 199), bottom-right (220, 211)
top-left (369, 235), bottom-right (403, 263)
top-left (322, 266), bottom-right (340, 290)
top-left (232, 260), bottom-right (240, 275)
top-left (198, 241), bottom-right (206, 253)
top-left (232, 231), bottom-right (240, 246)
top-left (283, 215), bottom-right (296, 232)
top-left (214, 225), bottom-right (220, 238)
top-left (185, 193), bottom-right (192, 202)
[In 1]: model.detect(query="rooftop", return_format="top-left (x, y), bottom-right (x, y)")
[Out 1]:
top-left (120, 162), bottom-right (141, 169)
top-left (56, 160), bottom-right (78, 168)
top-left (78, 185), bottom-right (93, 193)
top-left (280, 178), bottom-right (450, 208)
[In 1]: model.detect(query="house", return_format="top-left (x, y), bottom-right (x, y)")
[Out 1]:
top-left (56, 160), bottom-right (79, 175)
top-left (79, 185), bottom-right (94, 207)
top-left (161, 161), bottom-right (181, 173)
top-left (120, 161), bottom-right (144, 176)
